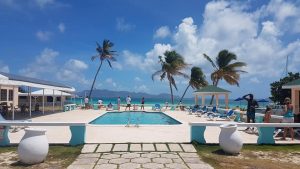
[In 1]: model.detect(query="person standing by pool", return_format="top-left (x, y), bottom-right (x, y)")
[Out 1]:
top-left (165, 101), bottom-right (169, 109)
top-left (242, 94), bottom-right (259, 130)
top-left (117, 96), bottom-right (121, 111)
top-left (98, 99), bottom-right (103, 109)
top-left (282, 97), bottom-right (294, 140)
top-left (84, 96), bottom-right (89, 109)
top-left (125, 96), bottom-right (131, 111)
top-left (141, 97), bottom-right (145, 110)
top-left (264, 106), bottom-right (272, 123)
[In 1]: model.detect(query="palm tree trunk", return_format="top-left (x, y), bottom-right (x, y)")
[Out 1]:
top-left (179, 84), bottom-right (190, 104)
top-left (209, 79), bottom-right (219, 105)
top-left (88, 60), bottom-right (103, 99)
top-left (169, 81), bottom-right (174, 104)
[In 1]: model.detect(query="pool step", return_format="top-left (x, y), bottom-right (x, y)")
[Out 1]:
top-left (82, 143), bottom-right (194, 153)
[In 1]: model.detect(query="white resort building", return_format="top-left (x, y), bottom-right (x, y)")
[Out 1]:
top-left (0, 72), bottom-right (75, 120)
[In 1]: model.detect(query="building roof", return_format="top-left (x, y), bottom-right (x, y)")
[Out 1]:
top-left (194, 85), bottom-right (230, 94)
top-left (0, 72), bottom-right (75, 92)
top-left (282, 78), bottom-right (300, 89)
top-left (19, 89), bottom-right (72, 96)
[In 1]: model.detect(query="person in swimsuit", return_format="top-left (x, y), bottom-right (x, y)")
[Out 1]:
top-left (282, 97), bottom-right (294, 140)
top-left (264, 106), bottom-right (272, 123)
top-left (117, 97), bottom-right (121, 111)
top-left (243, 94), bottom-right (259, 130)
top-left (141, 97), bottom-right (145, 110)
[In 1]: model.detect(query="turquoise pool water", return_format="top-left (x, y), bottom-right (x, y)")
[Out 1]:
top-left (89, 111), bottom-right (181, 125)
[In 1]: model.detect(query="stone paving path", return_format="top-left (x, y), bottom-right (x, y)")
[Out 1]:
top-left (68, 143), bottom-right (213, 169)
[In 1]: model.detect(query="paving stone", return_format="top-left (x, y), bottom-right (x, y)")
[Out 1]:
top-left (179, 152), bottom-right (199, 158)
top-left (152, 157), bottom-right (173, 164)
top-left (130, 144), bottom-right (142, 151)
top-left (67, 164), bottom-right (95, 169)
top-left (142, 163), bottom-right (165, 169)
top-left (172, 158), bottom-right (184, 164)
top-left (180, 144), bottom-right (197, 152)
top-left (161, 153), bottom-right (179, 159)
top-left (96, 159), bottom-right (109, 165)
top-left (155, 144), bottom-right (169, 151)
top-left (166, 163), bottom-right (189, 169)
top-left (122, 152), bottom-right (141, 159)
top-left (78, 153), bottom-right (101, 158)
top-left (119, 162), bottom-right (141, 169)
top-left (72, 158), bottom-right (98, 165)
top-left (109, 158), bottom-right (130, 164)
top-left (96, 144), bottom-right (113, 152)
top-left (141, 153), bottom-right (160, 158)
top-left (94, 163), bottom-right (117, 169)
top-left (101, 153), bottom-right (121, 159)
top-left (183, 157), bottom-right (204, 163)
top-left (113, 144), bottom-right (128, 152)
top-left (131, 157), bottom-right (151, 164)
top-left (187, 163), bottom-right (214, 169)
top-left (142, 144), bottom-right (155, 151)
top-left (168, 144), bottom-right (183, 152)
top-left (81, 144), bottom-right (98, 153)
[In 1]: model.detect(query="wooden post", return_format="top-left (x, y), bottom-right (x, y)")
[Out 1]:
top-left (202, 95), bottom-right (205, 106)
top-left (215, 94), bottom-right (219, 107)
top-left (42, 89), bottom-right (45, 115)
top-left (225, 94), bottom-right (229, 109)
top-left (194, 94), bottom-right (198, 105)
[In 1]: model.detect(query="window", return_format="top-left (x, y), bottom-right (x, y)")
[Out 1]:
top-left (9, 90), bottom-right (13, 101)
top-left (1, 89), bottom-right (7, 101)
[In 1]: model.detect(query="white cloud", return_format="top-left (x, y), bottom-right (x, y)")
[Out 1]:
top-left (124, 43), bottom-right (172, 72)
top-left (154, 26), bottom-right (171, 39)
top-left (36, 30), bottom-right (51, 41)
top-left (250, 77), bottom-right (261, 84)
top-left (56, 59), bottom-right (89, 86)
top-left (0, 61), bottom-right (9, 73)
top-left (126, 0), bottom-right (300, 84)
top-left (134, 77), bottom-right (142, 82)
top-left (134, 84), bottom-right (149, 93)
top-left (111, 62), bottom-right (123, 70)
top-left (20, 48), bottom-right (58, 77)
top-left (34, 0), bottom-right (55, 9)
top-left (116, 18), bottom-right (135, 32)
top-left (105, 78), bottom-right (117, 87)
top-left (58, 23), bottom-right (65, 33)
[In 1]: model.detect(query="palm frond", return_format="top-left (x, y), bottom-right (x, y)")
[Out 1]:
top-left (169, 76), bottom-right (178, 90)
top-left (91, 55), bottom-right (98, 61)
top-left (176, 71), bottom-right (189, 79)
top-left (152, 70), bottom-right (163, 81)
top-left (203, 53), bottom-right (217, 69)
top-left (107, 60), bottom-right (112, 68)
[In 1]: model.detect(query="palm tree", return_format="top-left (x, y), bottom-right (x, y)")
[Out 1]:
top-left (179, 67), bottom-right (208, 103)
top-left (203, 49), bottom-right (247, 104)
top-left (88, 39), bottom-right (117, 99)
top-left (152, 50), bottom-right (189, 104)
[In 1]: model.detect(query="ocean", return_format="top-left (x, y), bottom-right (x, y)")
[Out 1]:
top-left (69, 97), bottom-right (254, 109)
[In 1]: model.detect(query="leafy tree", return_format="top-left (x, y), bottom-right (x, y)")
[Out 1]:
top-left (152, 50), bottom-right (189, 104)
top-left (179, 67), bottom-right (208, 103)
top-left (270, 72), bottom-right (300, 104)
top-left (203, 49), bottom-right (247, 104)
top-left (88, 40), bottom-right (117, 99)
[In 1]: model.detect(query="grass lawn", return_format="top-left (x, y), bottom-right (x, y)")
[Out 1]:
top-left (194, 142), bottom-right (300, 169)
top-left (0, 145), bottom-right (82, 169)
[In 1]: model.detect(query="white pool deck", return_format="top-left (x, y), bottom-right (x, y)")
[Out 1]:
top-left (8, 107), bottom-right (300, 144)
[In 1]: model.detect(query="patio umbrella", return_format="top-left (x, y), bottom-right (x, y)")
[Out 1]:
top-left (234, 97), bottom-right (243, 107)
top-left (258, 99), bottom-right (269, 107)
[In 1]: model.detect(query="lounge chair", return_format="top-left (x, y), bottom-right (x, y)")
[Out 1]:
top-left (194, 106), bottom-right (207, 117)
top-left (207, 109), bottom-right (235, 121)
top-left (152, 104), bottom-right (161, 111)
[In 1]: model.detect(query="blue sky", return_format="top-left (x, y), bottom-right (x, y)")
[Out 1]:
top-left (0, 0), bottom-right (300, 99)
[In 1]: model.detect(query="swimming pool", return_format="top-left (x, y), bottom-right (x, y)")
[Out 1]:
top-left (89, 111), bottom-right (181, 125)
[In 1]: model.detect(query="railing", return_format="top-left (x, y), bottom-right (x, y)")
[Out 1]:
top-left (0, 122), bottom-right (86, 146)
top-left (190, 122), bottom-right (300, 144)
top-left (63, 104), bottom-right (76, 112)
